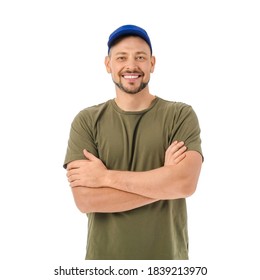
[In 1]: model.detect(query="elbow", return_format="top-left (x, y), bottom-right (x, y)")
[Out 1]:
top-left (71, 187), bottom-right (92, 214)
top-left (166, 151), bottom-right (202, 199)
top-left (165, 175), bottom-right (199, 199)
top-left (75, 200), bottom-right (91, 214)
top-left (179, 157), bottom-right (202, 198)
top-left (160, 180), bottom-right (197, 200)
top-left (181, 180), bottom-right (197, 198)
top-left (179, 170), bottom-right (201, 198)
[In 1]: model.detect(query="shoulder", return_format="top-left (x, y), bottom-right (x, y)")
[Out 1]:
top-left (78, 100), bottom-right (112, 117)
top-left (156, 97), bottom-right (196, 117)
top-left (157, 97), bottom-right (190, 109)
top-left (72, 100), bottom-right (113, 125)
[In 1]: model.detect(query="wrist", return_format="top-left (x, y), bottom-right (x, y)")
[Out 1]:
top-left (104, 170), bottom-right (126, 192)
top-left (104, 169), bottom-right (113, 188)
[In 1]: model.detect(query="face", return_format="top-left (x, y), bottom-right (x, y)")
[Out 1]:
top-left (105, 36), bottom-right (155, 95)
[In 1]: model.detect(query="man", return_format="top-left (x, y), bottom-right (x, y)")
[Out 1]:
top-left (64, 24), bottom-right (203, 260)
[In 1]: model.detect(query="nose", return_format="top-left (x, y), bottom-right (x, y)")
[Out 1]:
top-left (125, 56), bottom-right (138, 71)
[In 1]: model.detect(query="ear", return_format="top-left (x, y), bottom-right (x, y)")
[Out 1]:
top-left (150, 56), bottom-right (156, 73)
top-left (104, 56), bottom-right (111, 73)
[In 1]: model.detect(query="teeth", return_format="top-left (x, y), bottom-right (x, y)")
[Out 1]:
top-left (124, 75), bottom-right (139, 79)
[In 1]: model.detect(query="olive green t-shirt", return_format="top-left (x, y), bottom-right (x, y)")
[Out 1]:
top-left (64, 97), bottom-right (203, 260)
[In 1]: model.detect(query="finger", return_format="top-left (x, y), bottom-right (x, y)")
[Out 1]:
top-left (175, 141), bottom-right (185, 149)
top-left (66, 168), bottom-right (79, 178)
top-left (70, 180), bottom-right (81, 188)
top-left (168, 141), bottom-right (185, 152)
top-left (165, 145), bottom-right (187, 164)
top-left (67, 160), bottom-right (85, 171)
top-left (67, 173), bottom-right (78, 182)
top-left (166, 141), bottom-right (185, 156)
top-left (165, 141), bottom-right (178, 157)
top-left (173, 146), bottom-right (187, 158)
top-left (174, 153), bottom-right (186, 164)
top-left (83, 149), bottom-right (97, 161)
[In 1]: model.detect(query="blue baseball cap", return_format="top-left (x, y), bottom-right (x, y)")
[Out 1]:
top-left (107, 24), bottom-right (152, 54)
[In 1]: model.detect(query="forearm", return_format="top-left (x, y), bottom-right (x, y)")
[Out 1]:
top-left (67, 147), bottom-right (202, 204)
top-left (105, 166), bottom-right (183, 200)
top-left (104, 151), bottom-right (202, 200)
top-left (71, 186), bottom-right (158, 214)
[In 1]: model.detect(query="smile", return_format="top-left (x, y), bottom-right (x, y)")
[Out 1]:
top-left (123, 75), bottom-right (139, 79)
top-left (122, 73), bottom-right (142, 80)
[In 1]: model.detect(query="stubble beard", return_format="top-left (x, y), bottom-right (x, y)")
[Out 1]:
top-left (113, 79), bottom-right (149, 95)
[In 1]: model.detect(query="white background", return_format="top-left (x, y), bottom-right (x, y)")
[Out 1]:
top-left (0, 0), bottom-right (259, 279)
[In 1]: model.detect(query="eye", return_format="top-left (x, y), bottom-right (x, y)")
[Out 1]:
top-left (136, 56), bottom-right (145, 61)
top-left (116, 56), bottom-right (126, 61)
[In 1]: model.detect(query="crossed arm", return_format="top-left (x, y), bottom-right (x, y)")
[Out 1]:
top-left (66, 141), bottom-right (202, 213)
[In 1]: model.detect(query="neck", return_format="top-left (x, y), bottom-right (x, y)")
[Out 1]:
top-left (114, 89), bottom-right (156, 111)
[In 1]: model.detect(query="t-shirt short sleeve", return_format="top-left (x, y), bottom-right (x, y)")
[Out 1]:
top-left (63, 109), bottom-right (98, 169)
top-left (169, 103), bottom-right (203, 160)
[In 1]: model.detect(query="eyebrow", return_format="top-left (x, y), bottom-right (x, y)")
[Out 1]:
top-left (114, 51), bottom-right (148, 56)
top-left (114, 52), bottom-right (128, 56)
